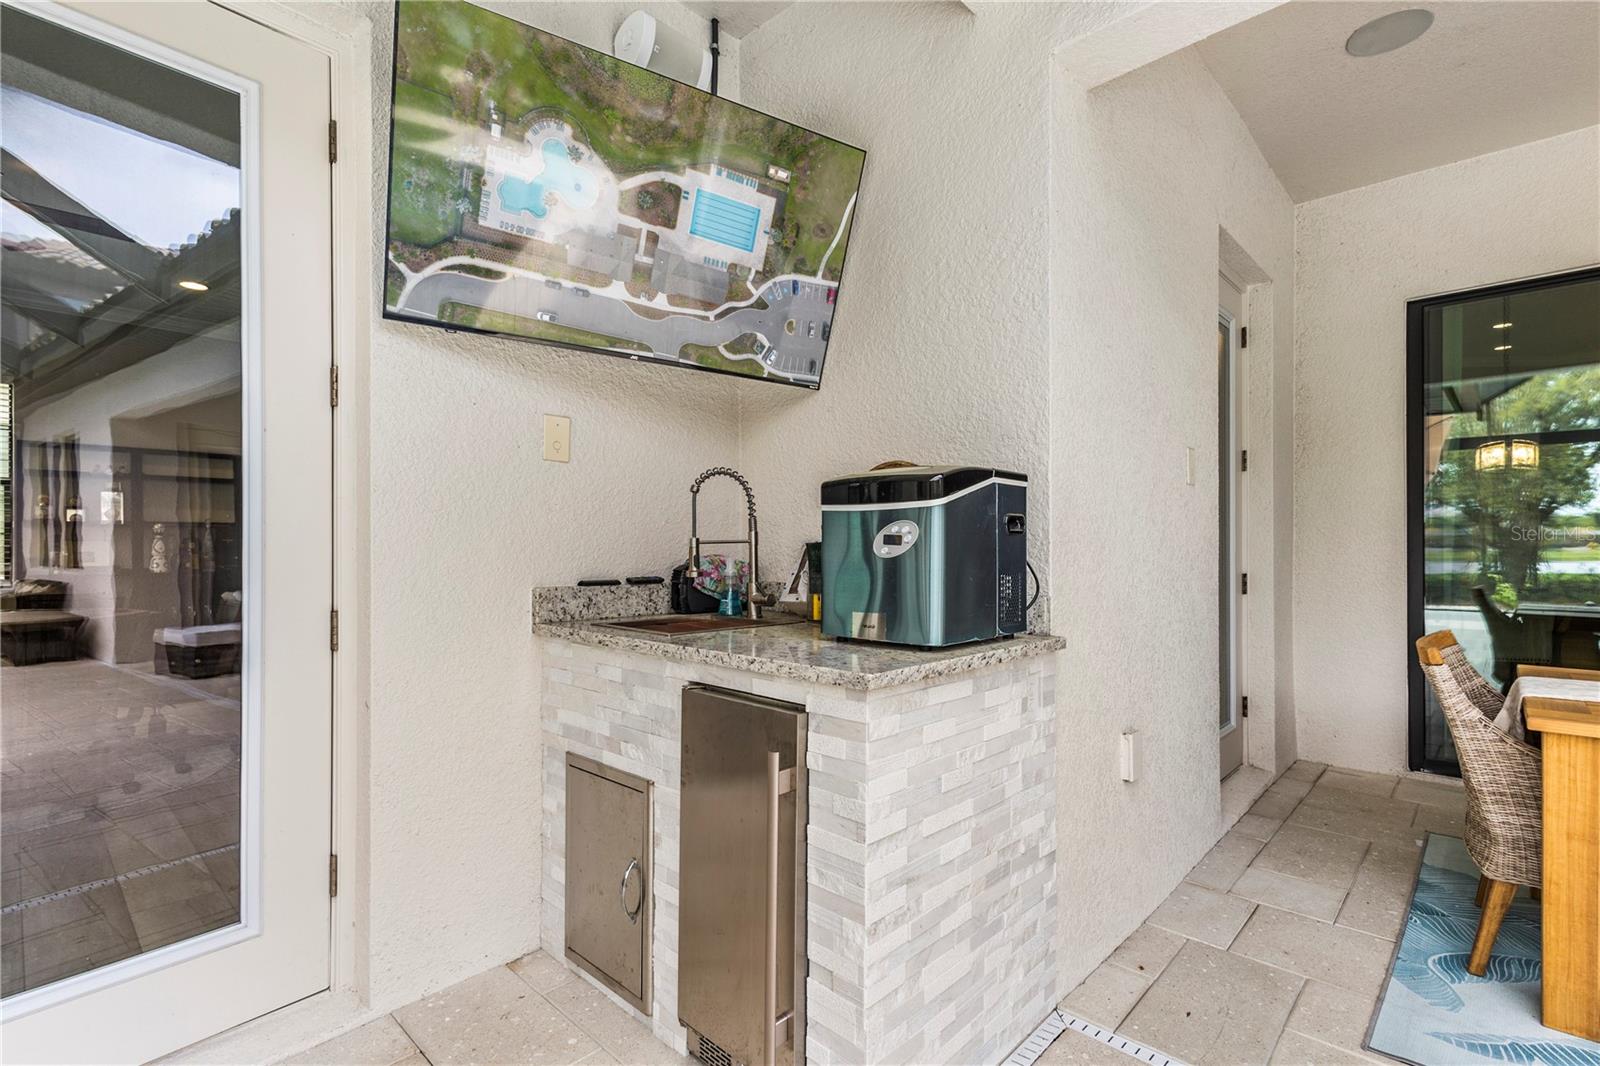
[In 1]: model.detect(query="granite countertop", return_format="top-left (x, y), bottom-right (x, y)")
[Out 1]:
top-left (536, 616), bottom-right (1066, 691)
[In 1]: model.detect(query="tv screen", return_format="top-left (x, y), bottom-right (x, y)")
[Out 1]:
top-left (383, 0), bottom-right (866, 389)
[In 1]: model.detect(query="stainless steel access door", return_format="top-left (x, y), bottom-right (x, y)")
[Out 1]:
top-left (566, 753), bottom-right (652, 1014)
top-left (680, 685), bottom-right (807, 1066)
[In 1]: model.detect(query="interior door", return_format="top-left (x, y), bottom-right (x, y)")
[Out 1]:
top-left (1218, 276), bottom-right (1245, 779)
top-left (0, 2), bottom-right (333, 1061)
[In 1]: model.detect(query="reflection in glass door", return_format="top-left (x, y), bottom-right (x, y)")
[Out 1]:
top-left (1409, 268), bottom-right (1600, 773)
top-left (1, 5), bottom-right (246, 996)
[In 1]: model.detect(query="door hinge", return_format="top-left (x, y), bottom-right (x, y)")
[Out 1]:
top-left (1242, 695), bottom-right (1249, 718)
top-left (329, 853), bottom-right (338, 897)
top-left (328, 119), bottom-right (337, 164)
top-left (1241, 572), bottom-right (1249, 595)
top-left (330, 608), bottom-right (340, 652)
top-left (1240, 325), bottom-right (1248, 349)
top-left (329, 365), bottom-right (339, 408)
top-left (1240, 449), bottom-right (1249, 472)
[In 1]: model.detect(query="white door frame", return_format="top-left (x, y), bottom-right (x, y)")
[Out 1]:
top-left (211, 0), bottom-right (376, 1002)
top-left (1218, 273), bottom-right (1247, 779)
top-left (0, 0), bottom-right (374, 1049)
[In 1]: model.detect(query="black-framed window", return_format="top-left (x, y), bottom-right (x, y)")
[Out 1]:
top-left (1407, 266), bottom-right (1600, 774)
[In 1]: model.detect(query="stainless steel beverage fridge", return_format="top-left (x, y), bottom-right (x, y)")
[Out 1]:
top-left (679, 685), bottom-right (808, 1066)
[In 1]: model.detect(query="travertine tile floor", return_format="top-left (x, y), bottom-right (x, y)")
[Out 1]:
top-left (285, 953), bottom-right (687, 1066)
top-left (284, 761), bottom-right (1458, 1066)
top-left (1046, 761), bottom-right (1466, 1066)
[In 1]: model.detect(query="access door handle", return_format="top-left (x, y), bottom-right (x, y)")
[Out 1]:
top-left (619, 856), bottom-right (643, 925)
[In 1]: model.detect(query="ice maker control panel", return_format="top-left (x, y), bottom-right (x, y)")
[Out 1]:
top-left (874, 519), bottom-right (919, 559)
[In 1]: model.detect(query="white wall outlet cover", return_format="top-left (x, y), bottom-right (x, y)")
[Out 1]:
top-left (543, 414), bottom-right (571, 463)
top-left (1119, 730), bottom-right (1141, 782)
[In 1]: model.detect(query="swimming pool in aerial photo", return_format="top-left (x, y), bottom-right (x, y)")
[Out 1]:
top-left (688, 188), bottom-right (761, 252)
top-left (498, 139), bottom-right (599, 219)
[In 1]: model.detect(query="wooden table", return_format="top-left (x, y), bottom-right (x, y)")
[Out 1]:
top-left (1525, 687), bottom-right (1600, 1041)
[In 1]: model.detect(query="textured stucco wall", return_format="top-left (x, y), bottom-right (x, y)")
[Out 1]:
top-left (735, 2), bottom-right (1131, 595)
top-left (737, 2), bottom-right (1296, 998)
top-left (291, 0), bottom-right (748, 1011)
top-left (290, 0), bottom-right (1301, 1019)
top-left (1293, 126), bottom-right (1600, 774)
top-left (1048, 46), bottom-right (1296, 988)
top-left (366, 0), bottom-right (749, 1011)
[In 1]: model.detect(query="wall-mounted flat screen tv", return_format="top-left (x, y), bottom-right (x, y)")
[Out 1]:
top-left (383, 0), bottom-right (866, 389)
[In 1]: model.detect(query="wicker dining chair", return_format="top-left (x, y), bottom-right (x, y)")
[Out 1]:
top-left (1414, 630), bottom-right (1542, 976)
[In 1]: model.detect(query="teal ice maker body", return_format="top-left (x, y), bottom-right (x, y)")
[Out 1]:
top-left (820, 466), bottom-right (1027, 647)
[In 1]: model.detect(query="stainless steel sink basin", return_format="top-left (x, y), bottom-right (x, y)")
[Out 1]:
top-left (597, 614), bottom-right (800, 636)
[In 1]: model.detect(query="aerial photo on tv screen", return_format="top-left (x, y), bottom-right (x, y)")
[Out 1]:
top-left (384, 0), bottom-right (866, 386)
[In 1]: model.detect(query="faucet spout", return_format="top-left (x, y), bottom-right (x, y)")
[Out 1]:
top-left (688, 467), bottom-right (774, 619)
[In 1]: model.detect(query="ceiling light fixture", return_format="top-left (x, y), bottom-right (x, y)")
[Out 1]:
top-left (1475, 438), bottom-right (1539, 471)
top-left (1473, 293), bottom-right (1537, 471)
top-left (177, 279), bottom-right (208, 292)
top-left (1345, 9), bottom-right (1434, 57)
top-left (1492, 322), bottom-right (1513, 329)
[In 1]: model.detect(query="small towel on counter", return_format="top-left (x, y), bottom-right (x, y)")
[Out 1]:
top-left (1493, 675), bottom-right (1600, 741)
top-left (689, 554), bottom-right (750, 597)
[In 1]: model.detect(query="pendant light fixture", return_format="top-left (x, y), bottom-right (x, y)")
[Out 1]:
top-left (1474, 438), bottom-right (1539, 471)
top-left (1474, 293), bottom-right (1538, 471)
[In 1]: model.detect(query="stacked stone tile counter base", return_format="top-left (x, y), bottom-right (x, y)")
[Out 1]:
top-left (536, 588), bottom-right (1062, 1066)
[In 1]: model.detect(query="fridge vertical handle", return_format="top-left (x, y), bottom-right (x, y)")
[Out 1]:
top-left (765, 751), bottom-right (796, 1066)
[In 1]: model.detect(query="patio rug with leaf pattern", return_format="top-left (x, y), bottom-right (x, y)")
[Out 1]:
top-left (1366, 833), bottom-right (1600, 1065)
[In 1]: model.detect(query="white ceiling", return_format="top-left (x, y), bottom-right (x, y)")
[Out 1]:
top-left (681, 1), bottom-right (793, 39)
top-left (1195, 1), bottom-right (1600, 202)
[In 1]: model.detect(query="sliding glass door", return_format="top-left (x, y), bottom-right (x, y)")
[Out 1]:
top-left (1408, 267), bottom-right (1600, 773)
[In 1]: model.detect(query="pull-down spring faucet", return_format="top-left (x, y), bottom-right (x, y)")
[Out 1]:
top-left (688, 467), bottom-right (775, 620)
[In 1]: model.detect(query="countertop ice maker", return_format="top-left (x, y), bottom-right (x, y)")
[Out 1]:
top-left (819, 465), bottom-right (1028, 647)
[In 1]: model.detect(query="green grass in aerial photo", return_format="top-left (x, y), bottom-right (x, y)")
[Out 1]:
top-left (440, 302), bottom-right (653, 354)
top-left (441, 263), bottom-right (509, 281)
top-left (780, 138), bottom-right (863, 279)
top-left (388, 80), bottom-right (466, 246)
top-left (680, 343), bottom-right (767, 378)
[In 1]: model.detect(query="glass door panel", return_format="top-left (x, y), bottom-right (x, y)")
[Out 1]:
top-left (1412, 270), bottom-right (1600, 772)
top-left (2, 3), bottom-right (328, 1059)
top-left (1, 3), bottom-right (243, 997)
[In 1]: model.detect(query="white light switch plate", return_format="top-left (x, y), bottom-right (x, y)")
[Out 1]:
top-left (543, 414), bottom-right (571, 463)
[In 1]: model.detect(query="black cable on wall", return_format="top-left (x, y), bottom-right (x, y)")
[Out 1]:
top-left (709, 17), bottom-right (719, 96)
